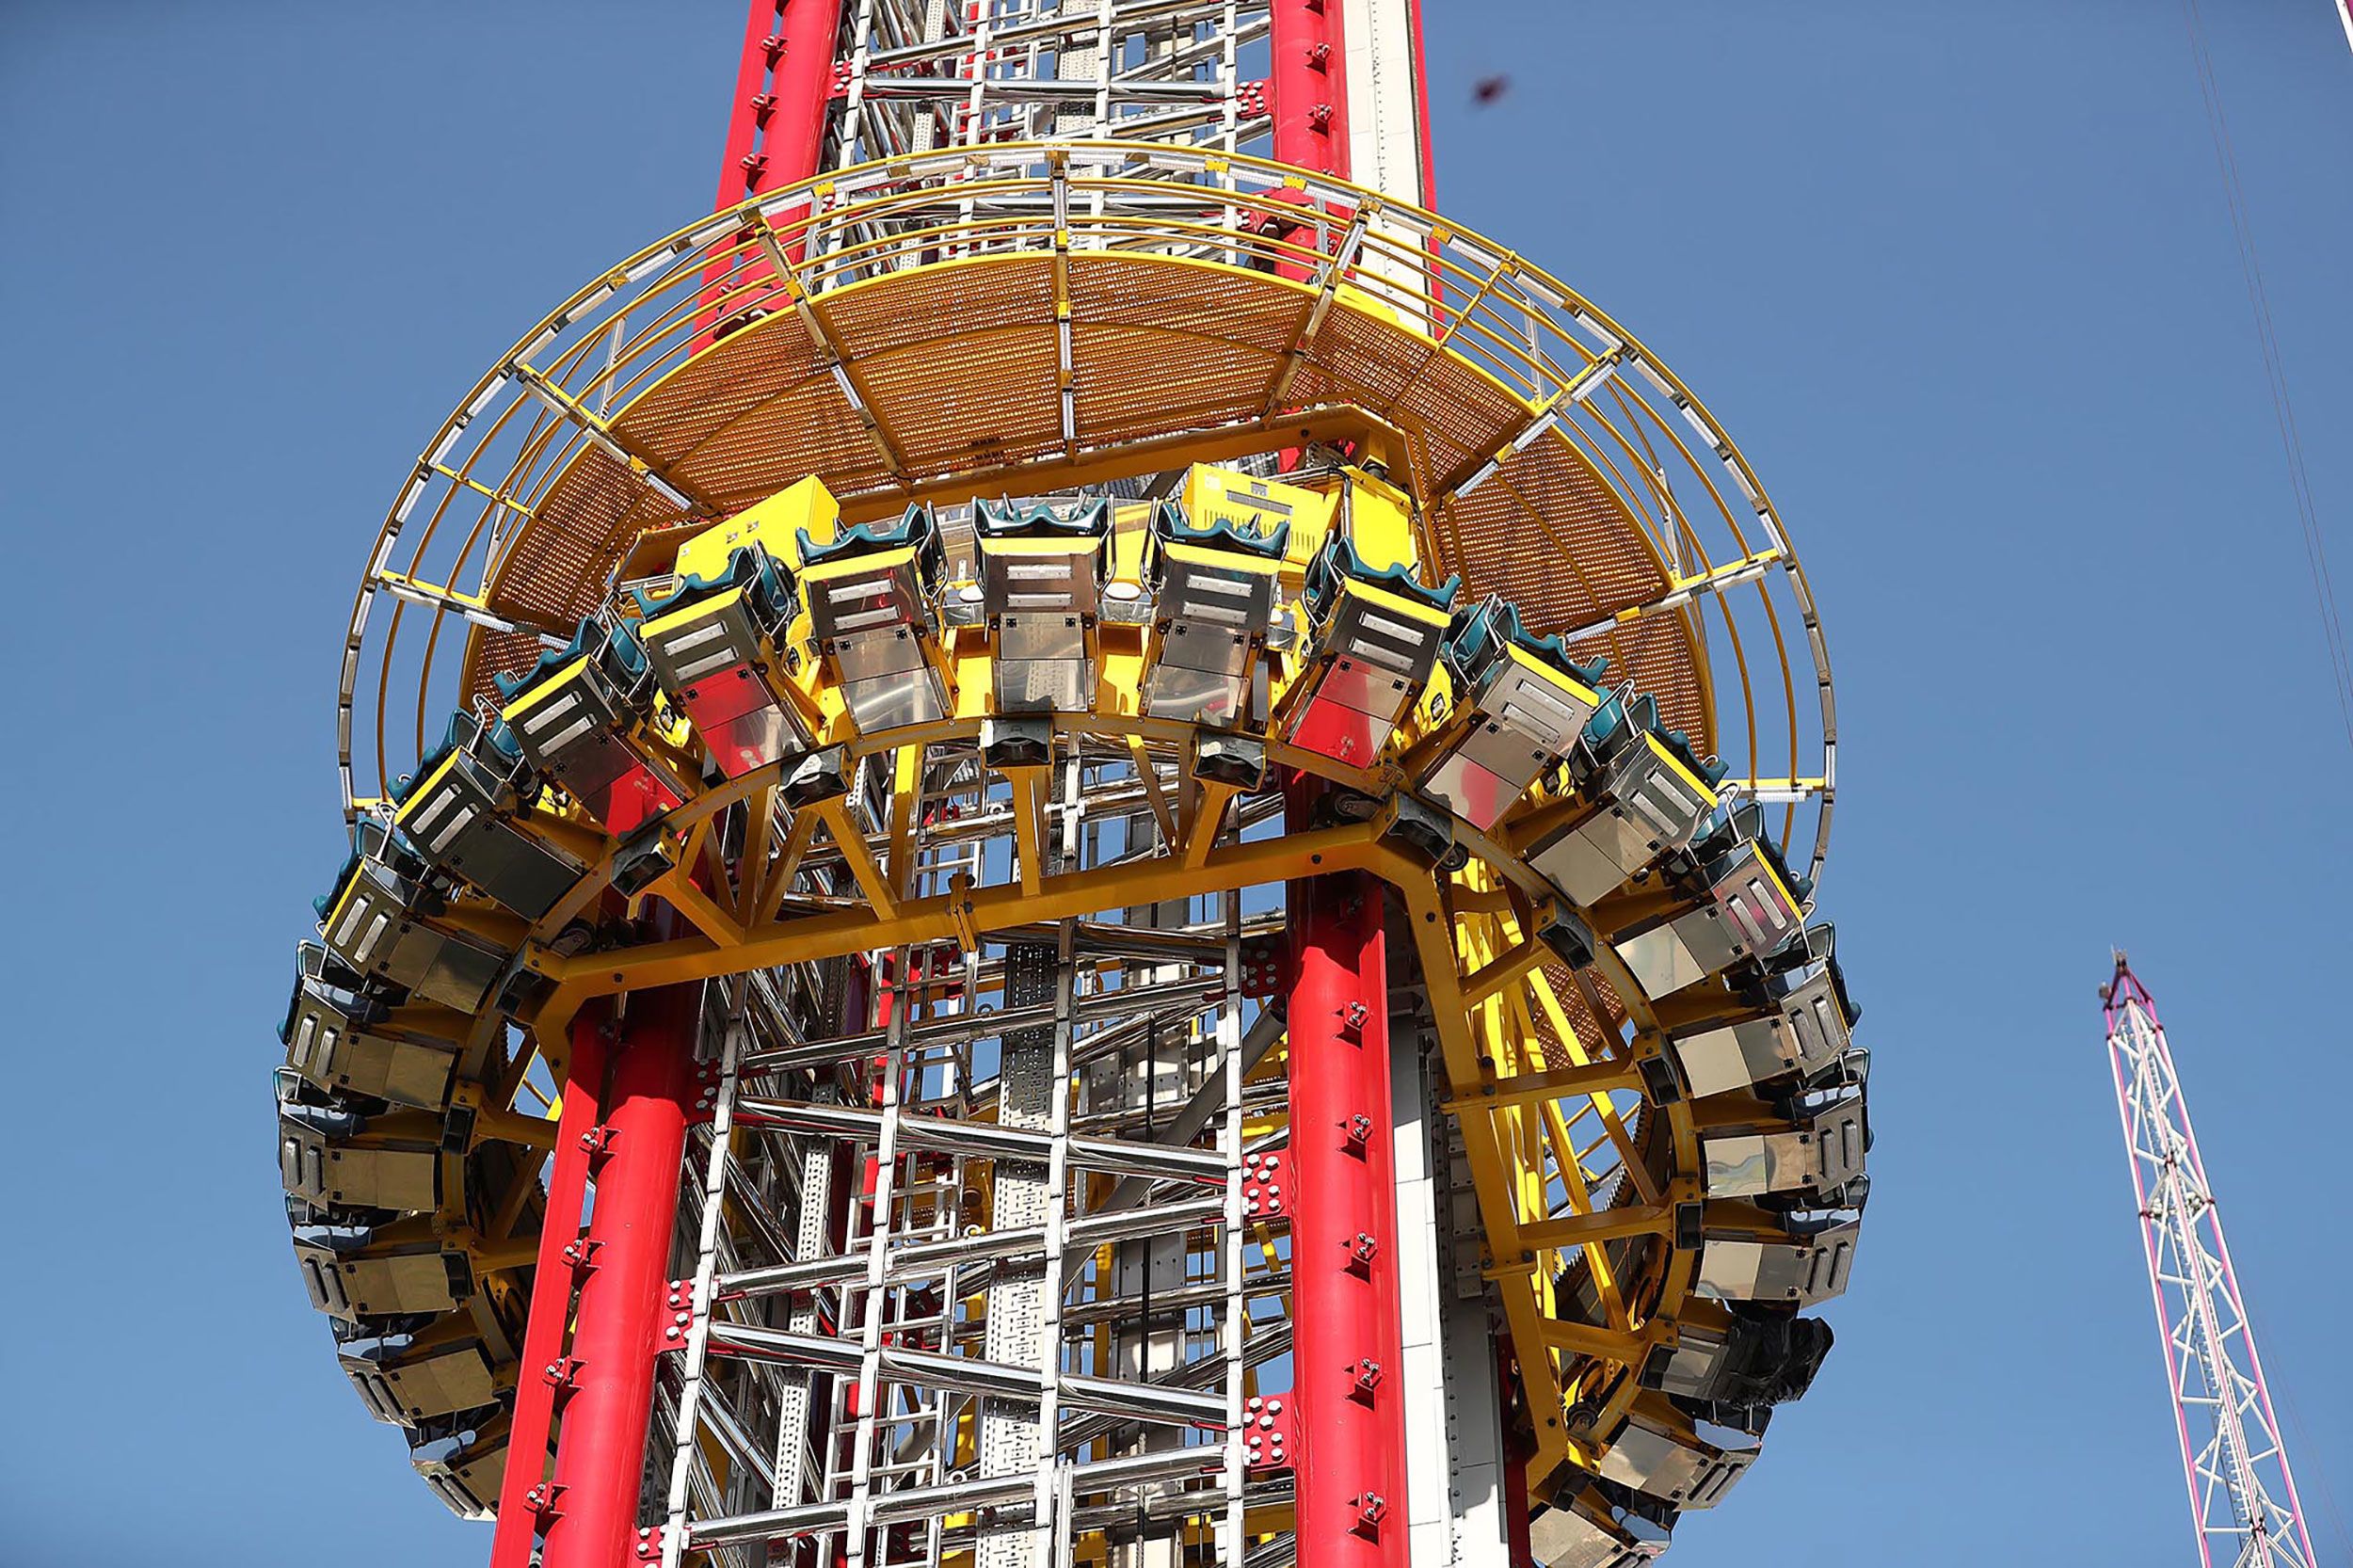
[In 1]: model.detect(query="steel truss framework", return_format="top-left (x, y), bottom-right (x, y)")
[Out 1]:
top-left (272, 10), bottom-right (1868, 1568)
top-left (2102, 960), bottom-right (2316, 1568)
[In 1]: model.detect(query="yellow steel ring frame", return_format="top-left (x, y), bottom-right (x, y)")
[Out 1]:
top-left (286, 141), bottom-right (1858, 1545)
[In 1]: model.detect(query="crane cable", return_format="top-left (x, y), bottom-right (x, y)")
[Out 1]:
top-left (2181, 0), bottom-right (2353, 756)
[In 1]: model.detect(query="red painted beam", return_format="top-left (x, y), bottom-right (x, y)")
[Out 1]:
top-left (537, 982), bottom-right (704, 1568)
top-left (1270, 0), bottom-right (1351, 177)
top-left (488, 1007), bottom-right (610, 1568)
top-left (1286, 847), bottom-right (1410, 1568)
top-left (700, 0), bottom-right (849, 342)
top-left (714, 0), bottom-right (848, 209)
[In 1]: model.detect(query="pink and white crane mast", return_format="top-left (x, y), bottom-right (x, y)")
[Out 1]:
top-left (2101, 956), bottom-right (2315, 1568)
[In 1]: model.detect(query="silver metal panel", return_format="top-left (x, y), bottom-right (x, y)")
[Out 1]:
top-left (1611, 743), bottom-right (1713, 850)
top-left (1322, 589), bottom-right (1443, 678)
top-left (294, 1241), bottom-right (465, 1320)
top-left (828, 626), bottom-right (931, 683)
top-left (1529, 806), bottom-right (1654, 906)
top-left (1594, 1414), bottom-right (1754, 1510)
top-left (285, 1006), bottom-right (456, 1111)
top-left (279, 1120), bottom-right (439, 1212)
top-left (1453, 717), bottom-right (1553, 790)
top-left (644, 599), bottom-right (772, 692)
top-left (998, 657), bottom-right (1094, 713)
top-left (1702, 1099), bottom-right (1866, 1199)
top-left (1291, 701), bottom-right (1387, 767)
top-left (409, 928), bottom-right (508, 1014)
top-left (1615, 920), bottom-right (1717, 1000)
top-left (1476, 660), bottom-right (1596, 757)
top-left (1695, 1223), bottom-right (1858, 1305)
top-left (1160, 557), bottom-right (1276, 630)
top-left (1645, 1322), bottom-right (1731, 1402)
top-left (1142, 663), bottom-right (1247, 727)
top-left (1156, 620), bottom-right (1256, 678)
top-left (1000, 612), bottom-right (1089, 665)
top-left (984, 546), bottom-right (1101, 620)
top-left (1316, 651), bottom-right (1419, 719)
top-left (694, 697), bottom-right (806, 777)
top-left (1780, 968), bottom-right (1851, 1077)
top-left (339, 1340), bottom-right (497, 1426)
top-left (1668, 1015), bottom-right (1794, 1099)
top-left (842, 667), bottom-right (948, 731)
top-left (1417, 750), bottom-right (1520, 832)
top-left (1707, 843), bottom-right (1802, 956)
top-left (1527, 1506), bottom-right (1659, 1568)
top-left (808, 563), bottom-right (929, 644)
top-left (412, 1433), bottom-right (504, 1520)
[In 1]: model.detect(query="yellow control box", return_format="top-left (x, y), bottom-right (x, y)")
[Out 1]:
top-left (671, 474), bottom-right (841, 584)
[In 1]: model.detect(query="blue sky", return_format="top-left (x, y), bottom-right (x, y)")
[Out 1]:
top-left (2, 3), bottom-right (2346, 1564)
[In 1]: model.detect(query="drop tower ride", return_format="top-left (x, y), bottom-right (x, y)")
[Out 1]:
top-left (273, 8), bottom-right (1869, 1568)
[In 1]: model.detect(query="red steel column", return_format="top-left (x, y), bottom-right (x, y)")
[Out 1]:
top-left (488, 1007), bottom-right (610, 1568)
top-left (700, 0), bottom-right (848, 341)
top-left (1271, 0), bottom-right (1351, 176)
top-left (1287, 842), bottom-right (1410, 1568)
top-left (537, 981), bottom-right (704, 1568)
top-left (715, 0), bottom-right (849, 208)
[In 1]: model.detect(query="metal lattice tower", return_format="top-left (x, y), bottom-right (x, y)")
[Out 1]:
top-left (2101, 956), bottom-right (2315, 1568)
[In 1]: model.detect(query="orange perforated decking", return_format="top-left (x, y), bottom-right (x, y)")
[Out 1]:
top-left (463, 250), bottom-right (1705, 747)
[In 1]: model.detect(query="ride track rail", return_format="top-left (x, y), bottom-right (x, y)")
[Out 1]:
top-left (279, 134), bottom-right (1867, 1568)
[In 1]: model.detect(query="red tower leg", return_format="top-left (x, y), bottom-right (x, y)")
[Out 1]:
top-left (489, 1007), bottom-right (610, 1568)
top-left (1287, 858), bottom-right (1410, 1568)
top-left (1271, 0), bottom-right (1352, 176)
top-left (714, 0), bottom-right (849, 209)
top-left (537, 982), bottom-right (704, 1568)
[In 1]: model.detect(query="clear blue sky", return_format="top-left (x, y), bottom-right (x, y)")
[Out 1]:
top-left (2, 3), bottom-right (2346, 1564)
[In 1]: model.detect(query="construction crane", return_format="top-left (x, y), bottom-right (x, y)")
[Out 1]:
top-left (270, 8), bottom-right (1868, 1568)
top-left (2101, 957), bottom-right (2316, 1568)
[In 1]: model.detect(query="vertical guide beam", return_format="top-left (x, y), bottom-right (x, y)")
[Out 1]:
top-left (1270, 0), bottom-right (1352, 176)
top-left (539, 982), bottom-right (706, 1568)
top-left (1337, 0), bottom-right (1431, 205)
top-left (488, 1008), bottom-right (611, 1568)
top-left (1287, 842), bottom-right (1408, 1568)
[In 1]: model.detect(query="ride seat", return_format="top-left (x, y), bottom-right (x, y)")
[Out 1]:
top-left (281, 943), bottom-right (462, 1111)
top-left (1694, 1221), bottom-right (1859, 1306)
top-left (636, 544), bottom-right (810, 777)
top-left (392, 714), bottom-right (585, 920)
top-left (1594, 1407), bottom-right (1758, 1511)
top-left (339, 1327), bottom-right (501, 1426)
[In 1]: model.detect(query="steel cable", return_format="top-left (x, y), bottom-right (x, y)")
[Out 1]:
top-left (2182, 0), bottom-right (2353, 755)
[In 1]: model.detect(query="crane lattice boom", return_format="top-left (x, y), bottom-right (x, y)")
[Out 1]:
top-left (2101, 957), bottom-right (2315, 1568)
